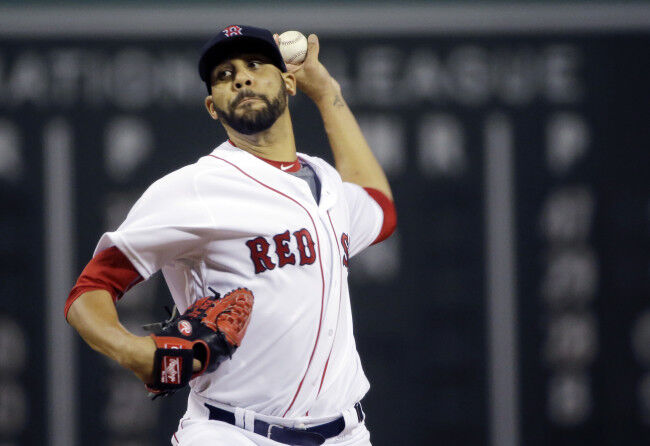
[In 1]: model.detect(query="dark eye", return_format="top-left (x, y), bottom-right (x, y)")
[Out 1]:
top-left (248, 60), bottom-right (261, 69)
top-left (216, 69), bottom-right (232, 81)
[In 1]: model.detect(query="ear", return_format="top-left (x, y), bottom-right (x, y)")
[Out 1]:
top-left (282, 72), bottom-right (297, 96)
top-left (204, 95), bottom-right (219, 120)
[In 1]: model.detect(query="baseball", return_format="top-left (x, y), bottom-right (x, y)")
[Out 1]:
top-left (278, 31), bottom-right (308, 64)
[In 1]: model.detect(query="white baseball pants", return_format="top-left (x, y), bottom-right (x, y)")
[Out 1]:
top-left (171, 418), bottom-right (372, 446)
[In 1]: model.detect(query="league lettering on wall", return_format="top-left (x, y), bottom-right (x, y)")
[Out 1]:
top-left (0, 33), bottom-right (648, 445)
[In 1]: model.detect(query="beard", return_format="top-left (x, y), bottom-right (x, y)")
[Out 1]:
top-left (215, 80), bottom-right (287, 135)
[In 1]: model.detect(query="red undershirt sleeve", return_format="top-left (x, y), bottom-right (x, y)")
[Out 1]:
top-left (363, 187), bottom-right (397, 245)
top-left (64, 246), bottom-right (143, 320)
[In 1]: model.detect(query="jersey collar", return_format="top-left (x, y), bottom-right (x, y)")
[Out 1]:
top-left (255, 157), bottom-right (301, 173)
top-left (212, 141), bottom-right (338, 210)
top-left (228, 139), bottom-right (301, 172)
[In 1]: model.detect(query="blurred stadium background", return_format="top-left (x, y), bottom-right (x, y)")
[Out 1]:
top-left (0, 1), bottom-right (649, 445)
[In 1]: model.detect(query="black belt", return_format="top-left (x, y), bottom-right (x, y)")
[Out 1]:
top-left (204, 402), bottom-right (364, 446)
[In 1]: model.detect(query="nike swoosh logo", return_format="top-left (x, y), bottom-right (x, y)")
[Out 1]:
top-left (280, 164), bottom-right (292, 171)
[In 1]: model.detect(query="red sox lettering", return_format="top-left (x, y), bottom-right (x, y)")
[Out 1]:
top-left (246, 228), bottom-right (316, 274)
top-left (293, 229), bottom-right (316, 266)
top-left (340, 233), bottom-right (350, 269)
top-left (222, 25), bottom-right (243, 37)
top-left (246, 229), bottom-right (352, 274)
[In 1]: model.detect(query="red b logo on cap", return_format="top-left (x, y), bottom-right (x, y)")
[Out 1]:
top-left (223, 25), bottom-right (243, 37)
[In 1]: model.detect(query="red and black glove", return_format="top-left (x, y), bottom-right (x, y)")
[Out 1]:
top-left (144, 287), bottom-right (254, 398)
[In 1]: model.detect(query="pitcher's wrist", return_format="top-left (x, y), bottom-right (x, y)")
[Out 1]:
top-left (313, 82), bottom-right (344, 109)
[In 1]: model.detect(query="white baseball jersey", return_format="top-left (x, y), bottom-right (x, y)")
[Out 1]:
top-left (95, 140), bottom-right (384, 419)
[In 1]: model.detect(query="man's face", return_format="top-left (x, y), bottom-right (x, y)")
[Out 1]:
top-left (207, 53), bottom-right (288, 135)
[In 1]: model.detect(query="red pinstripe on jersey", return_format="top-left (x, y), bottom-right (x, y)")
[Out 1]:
top-left (316, 211), bottom-right (345, 399)
top-left (209, 154), bottom-right (326, 418)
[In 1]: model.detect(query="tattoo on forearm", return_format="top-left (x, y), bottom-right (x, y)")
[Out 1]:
top-left (332, 95), bottom-right (344, 108)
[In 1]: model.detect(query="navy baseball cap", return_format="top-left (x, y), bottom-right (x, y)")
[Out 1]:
top-left (199, 25), bottom-right (287, 93)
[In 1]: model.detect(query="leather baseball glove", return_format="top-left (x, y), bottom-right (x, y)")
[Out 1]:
top-left (143, 287), bottom-right (254, 398)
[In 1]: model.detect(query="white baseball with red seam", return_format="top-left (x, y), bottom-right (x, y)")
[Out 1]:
top-left (278, 31), bottom-right (308, 64)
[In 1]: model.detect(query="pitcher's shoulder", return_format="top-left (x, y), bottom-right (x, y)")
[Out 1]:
top-left (297, 153), bottom-right (342, 181)
top-left (139, 153), bottom-right (229, 203)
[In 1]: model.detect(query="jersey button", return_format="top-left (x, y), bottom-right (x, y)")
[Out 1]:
top-left (328, 329), bottom-right (334, 336)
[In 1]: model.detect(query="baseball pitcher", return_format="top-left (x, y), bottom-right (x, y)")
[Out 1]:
top-left (65, 25), bottom-right (396, 446)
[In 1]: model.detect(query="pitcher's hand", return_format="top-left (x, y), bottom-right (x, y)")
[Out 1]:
top-left (275, 33), bottom-right (341, 104)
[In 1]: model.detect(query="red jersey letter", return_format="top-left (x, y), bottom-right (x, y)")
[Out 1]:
top-left (293, 228), bottom-right (316, 265)
top-left (341, 233), bottom-right (350, 268)
top-left (246, 236), bottom-right (276, 274)
top-left (273, 230), bottom-right (296, 268)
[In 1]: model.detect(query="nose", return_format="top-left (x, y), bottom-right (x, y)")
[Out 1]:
top-left (233, 70), bottom-right (253, 90)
